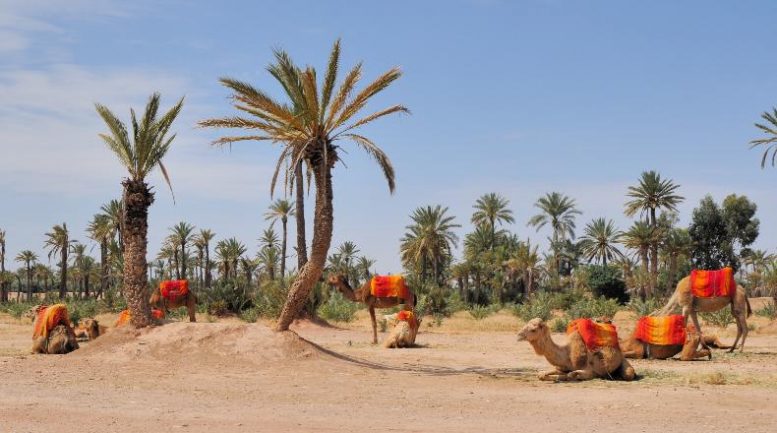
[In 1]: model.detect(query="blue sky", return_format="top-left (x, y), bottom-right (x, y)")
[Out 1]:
top-left (1, 0), bottom-right (777, 273)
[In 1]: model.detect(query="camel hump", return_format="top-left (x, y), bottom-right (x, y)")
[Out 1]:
top-left (370, 275), bottom-right (409, 298)
top-left (690, 268), bottom-right (736, 298)
top-left (160, 280), bottom-right (190, 301)
top-left (635, 315), bottom-right (686, 346)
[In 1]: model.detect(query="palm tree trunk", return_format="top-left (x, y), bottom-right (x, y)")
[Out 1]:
top-left (649, 208), bottom-right (658, 293)
top-left (277, 159), bottom-right (333, 331)
top-left (295, 161), bottom-right (308, 270)
top-left (280, 217), bottom-right (287, 280)
top-left (59, 249), bottom-right (67, 299)
top-left (0, 242), bottom-right (6, 303)
top-left (26, 264), bottom-right (32, 302)
top-left (99, 239), bottom-right (108, 299)
top-left (205, 243), bottom-right (212, 287)
top-left (641, 248), bottom-right (650, 299)
top-left (180, 241), bottom-right (187, 281)
top-left (122, 179), bottom-right (153, 327)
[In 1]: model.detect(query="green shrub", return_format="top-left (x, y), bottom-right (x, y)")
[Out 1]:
top-left (239, 307), bottom-right (260, 323)
top-left (201, 281), bottom-right (253, 314)
top-left (567, 296), bottom-right (620, 320)
top-left (317, 292), bottom-right (360, 322)
top-left (97, 288), bottom-right (127, 313)
top-left (551, 316), bottom-right (570, 333)
top-left (626, 297), bottom-right (663, 317)
top-left (254, 280), bottom-right (289, 319)
top-left (468, 305), bottom-right (492, 320)
top-left (701, 309), bottom-right (734, 328)
top-left (756, 301), bottom-right (777, 320)
top-left (512, 291), bottom-right (555, 322)
top-left (587, 265), bottom-right (628, 303)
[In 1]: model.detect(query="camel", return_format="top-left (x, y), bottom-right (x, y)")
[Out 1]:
top-left (658, 275), bottom-right (752, 352)
top-left (517, 318), bottom-right (636, 381)
top-left (31, 325), bottom-right (79, 354)
top-left (327, 274), bottom-right (416, 344)
top-left (149, 285), bottom-right (197, 322)
top-left (620, 325), bottom-right (709, 361)
top-left (73, 318), bottom-right (102, 341)
top-left (383, 311), bottom-right (422, 348)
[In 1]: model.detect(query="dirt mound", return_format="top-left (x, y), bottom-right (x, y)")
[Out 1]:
top-left (73, 322), bottom-right (320, 364)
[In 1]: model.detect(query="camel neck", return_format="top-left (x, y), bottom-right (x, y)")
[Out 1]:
top-left (337, 280), bottom-right (358, 302)
top-left (531, 331), bottom-right (571, 369)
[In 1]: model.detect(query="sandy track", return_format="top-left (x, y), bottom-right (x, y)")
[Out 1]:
top-left (1, 311), bottom-right (776, 433)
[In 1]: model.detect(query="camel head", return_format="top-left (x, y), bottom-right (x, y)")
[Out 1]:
top-left (80, 318), bottom-right (100, 340)
top-left (326, 273), bottom-right (347, 287)
top-left (517, 318), bottom-right (548, 343)
top-left (24, 304), bottom-right (46, 322)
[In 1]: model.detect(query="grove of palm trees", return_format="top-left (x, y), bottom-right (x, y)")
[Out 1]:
top-left (3, 2), bottom-right (777, 432)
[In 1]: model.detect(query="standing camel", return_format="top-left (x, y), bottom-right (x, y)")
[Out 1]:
top-left (327, 274), bottom-right (416, 344)
top-left (658, 270), bottom-right (752, 352)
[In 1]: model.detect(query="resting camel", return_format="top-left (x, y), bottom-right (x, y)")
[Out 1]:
top-left (517, 318), bottom-right (635, 381)
top-left (658, 275), bottom-right (752, 352)
top-left (327, 274), bottom-right (416, 344)
top-left (149, 284), bottom-right (197, 322)
top-left (32, 324), bottom-right (79, 354)
top-left (73, 318), bottom-right (102, 341)
top-left (383, 311), bottom-right (422, 348)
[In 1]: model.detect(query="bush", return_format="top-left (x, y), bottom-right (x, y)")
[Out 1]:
top-left (97, 288), bottom-right (127, 312)
top-left (238, 307), bottom-right (260, 323)
top-left (201, 281), bottom-right (253, 315)
top-left (551, 316), bottom-right (570, 333)
top-left (756, 301), bottom-right (777, 320)
top-left (701, 309), bottom-right (734, 328)
top-left (567, 296), bottom-right (620, 320)
top-left (317, 292), bottom-right (360, 322)
top-left (254, 280), bottom-right (289, 319)
top-left (626, 297), bottom-right (663, 317)
top-left (468, 305), bottom-right (493, 320)
top-left (512, 291), bottom-right (554, 322)
top-left (587, 265), bottom-right (629, 303)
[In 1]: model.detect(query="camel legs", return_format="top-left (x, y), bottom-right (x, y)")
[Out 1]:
top-left (538, 369), bottom-right (570, 381)
top-left (618, 359), bottom-right (636, 381)
top-left (730, 302), bottom-right (748, 353)
top-left (567, 369), bottom-right (595, 381)
top-left (684, 306), bottom-right (711, 353)
top-left (369, 305), bottom-right (377, 344)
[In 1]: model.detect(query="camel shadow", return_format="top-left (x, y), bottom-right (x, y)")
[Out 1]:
top-left (298, 335), bottom-right (531, 378)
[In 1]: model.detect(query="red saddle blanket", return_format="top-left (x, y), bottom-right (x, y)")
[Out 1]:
top-left (635, 315), bottom-right (686, 346)
top-left (690, 268), bottom-right (735, 298)
top-left (567, 318), bottom-right (620, 350)
top-left (370, 275), bottom-right (410, 299)
top-left (115, 308), bottom-right (165, 327)
top-left (160, 280), bottom-right (189, 302)
top-left (32, 304), bottom-right (71, 339)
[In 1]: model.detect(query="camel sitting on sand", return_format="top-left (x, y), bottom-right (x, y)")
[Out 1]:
top-left (73, 318), bottom-right (102, 341)
top-left (32, 324), bottom-right (79, 354)
top-left (620, 315), bottom-right (733, 361)
top-left (383, 311), bottom-right (422, 348)
top-left (328, 274), bottom-right (416, 344)
top-left (517, 318), bottom-right (636, 381)
top-left (658, 270), bottom-right (751, 352)
top-left (149, 280), bottom-right (197, 322)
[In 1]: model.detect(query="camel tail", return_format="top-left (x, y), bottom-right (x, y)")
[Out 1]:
top-left (655, 291), bottom-right (679, 316)
top-left (746, 297), bottom-right (752, 318)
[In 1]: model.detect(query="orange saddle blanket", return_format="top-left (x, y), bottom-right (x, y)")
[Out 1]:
top-left (160, 280), bottom-right (189, 302)
top-left (115, 308), bottom-right (165, 327)
top-left (690, 268), bottom-right (736, 298)
top-left (567, 318), bottom-right (620, 350)
top-left (635, 315), bottom-right (686, 346)
top-left (32, 304), bottom-right (71, 339)
top-left (370, 275), bottom-right (410, 299)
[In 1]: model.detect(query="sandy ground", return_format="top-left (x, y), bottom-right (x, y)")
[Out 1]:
top-left (1, 304), bottom-right (777, 433)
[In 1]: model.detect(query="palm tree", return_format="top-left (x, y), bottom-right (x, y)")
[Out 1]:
top-left (100, 200), bottom-right (124, 252)
top-left (95, 92), bottom-right (184, 327)
top-left (504, 240), bottom-right (541, 295)
top-left (355, 256), bottom-right (375, 283)
top-left (661, 227), bottom-right (692, 289)
top-left (193, 229), bottom-right (215, 288)
top-left (578, 218), bottom-right (624, 266)
top-left (199, 40), bottom-right (406, 331)
top-left (15, 250), bottom-right (37, 301)
top-left (256, 246), bottom-right (280, 281)
top-left (215, 238), bottom-right (247, 281)
top-left (44, 223), bottom-right (74, 299)
top-left (620, 221), bottom-right (660, 298)
top-left (750, 107), bottom-right (777, 169)
top-left (624, 171), bottom-right (683, 292)
top-left (169, 221), bottom-right (196, 280)
top-left (264, 199), bottom-right (295, 280)
top-left (0, 229), bottom-right (7, 302)
top-left (87, 213), bottom-right (113, 299)
top-left (527, 192), bottom-right (581, 274)
top-left (400, 205), bottom-right (460, 284)
top-left (471, 193), bottom-right (514, 251)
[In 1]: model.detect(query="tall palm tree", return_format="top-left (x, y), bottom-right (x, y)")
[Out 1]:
top-left (169, 221), bottom-right (196, 280)
top-left (624, 170), bottom-right (683, 292)
top-left (355, 256), bottom-right (375, 283)
top-left (400, 205), bottom-right (460, 284)
top-left (15, 250), bottom-right (37, 301)
top-left (471, 193), bottom-right (514, 251)
top-left (95, 92), bottom-right (184, 327)
top-left (199, 40), bottom-right (406, 331)
top-left (527, 192), bottom-right (581, 274)
top-left (0, 229), bottom-right (7, 302)
top-left (44, 223), bottom-right (74, 299)
top-left (101, 200), bottom-right (124, 252)
top-left (264, 199), bottom-right (295, 280)
top-left (750, 107), bottom-right (777, 169)
top-left (661, 227), bottom-right (692, 289)
top-left (193, 229), bottom-right (215, 288)
top-left (578, 218), bottom-right (624, 266)
top-left (620, 221), bottom-right (660, 298)
top-left (294, 161), bottom-right (308, 271)
top-left (256, 246), bottom-right (280, 281)
top-left (215, 238), bottom-right (247, 281)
